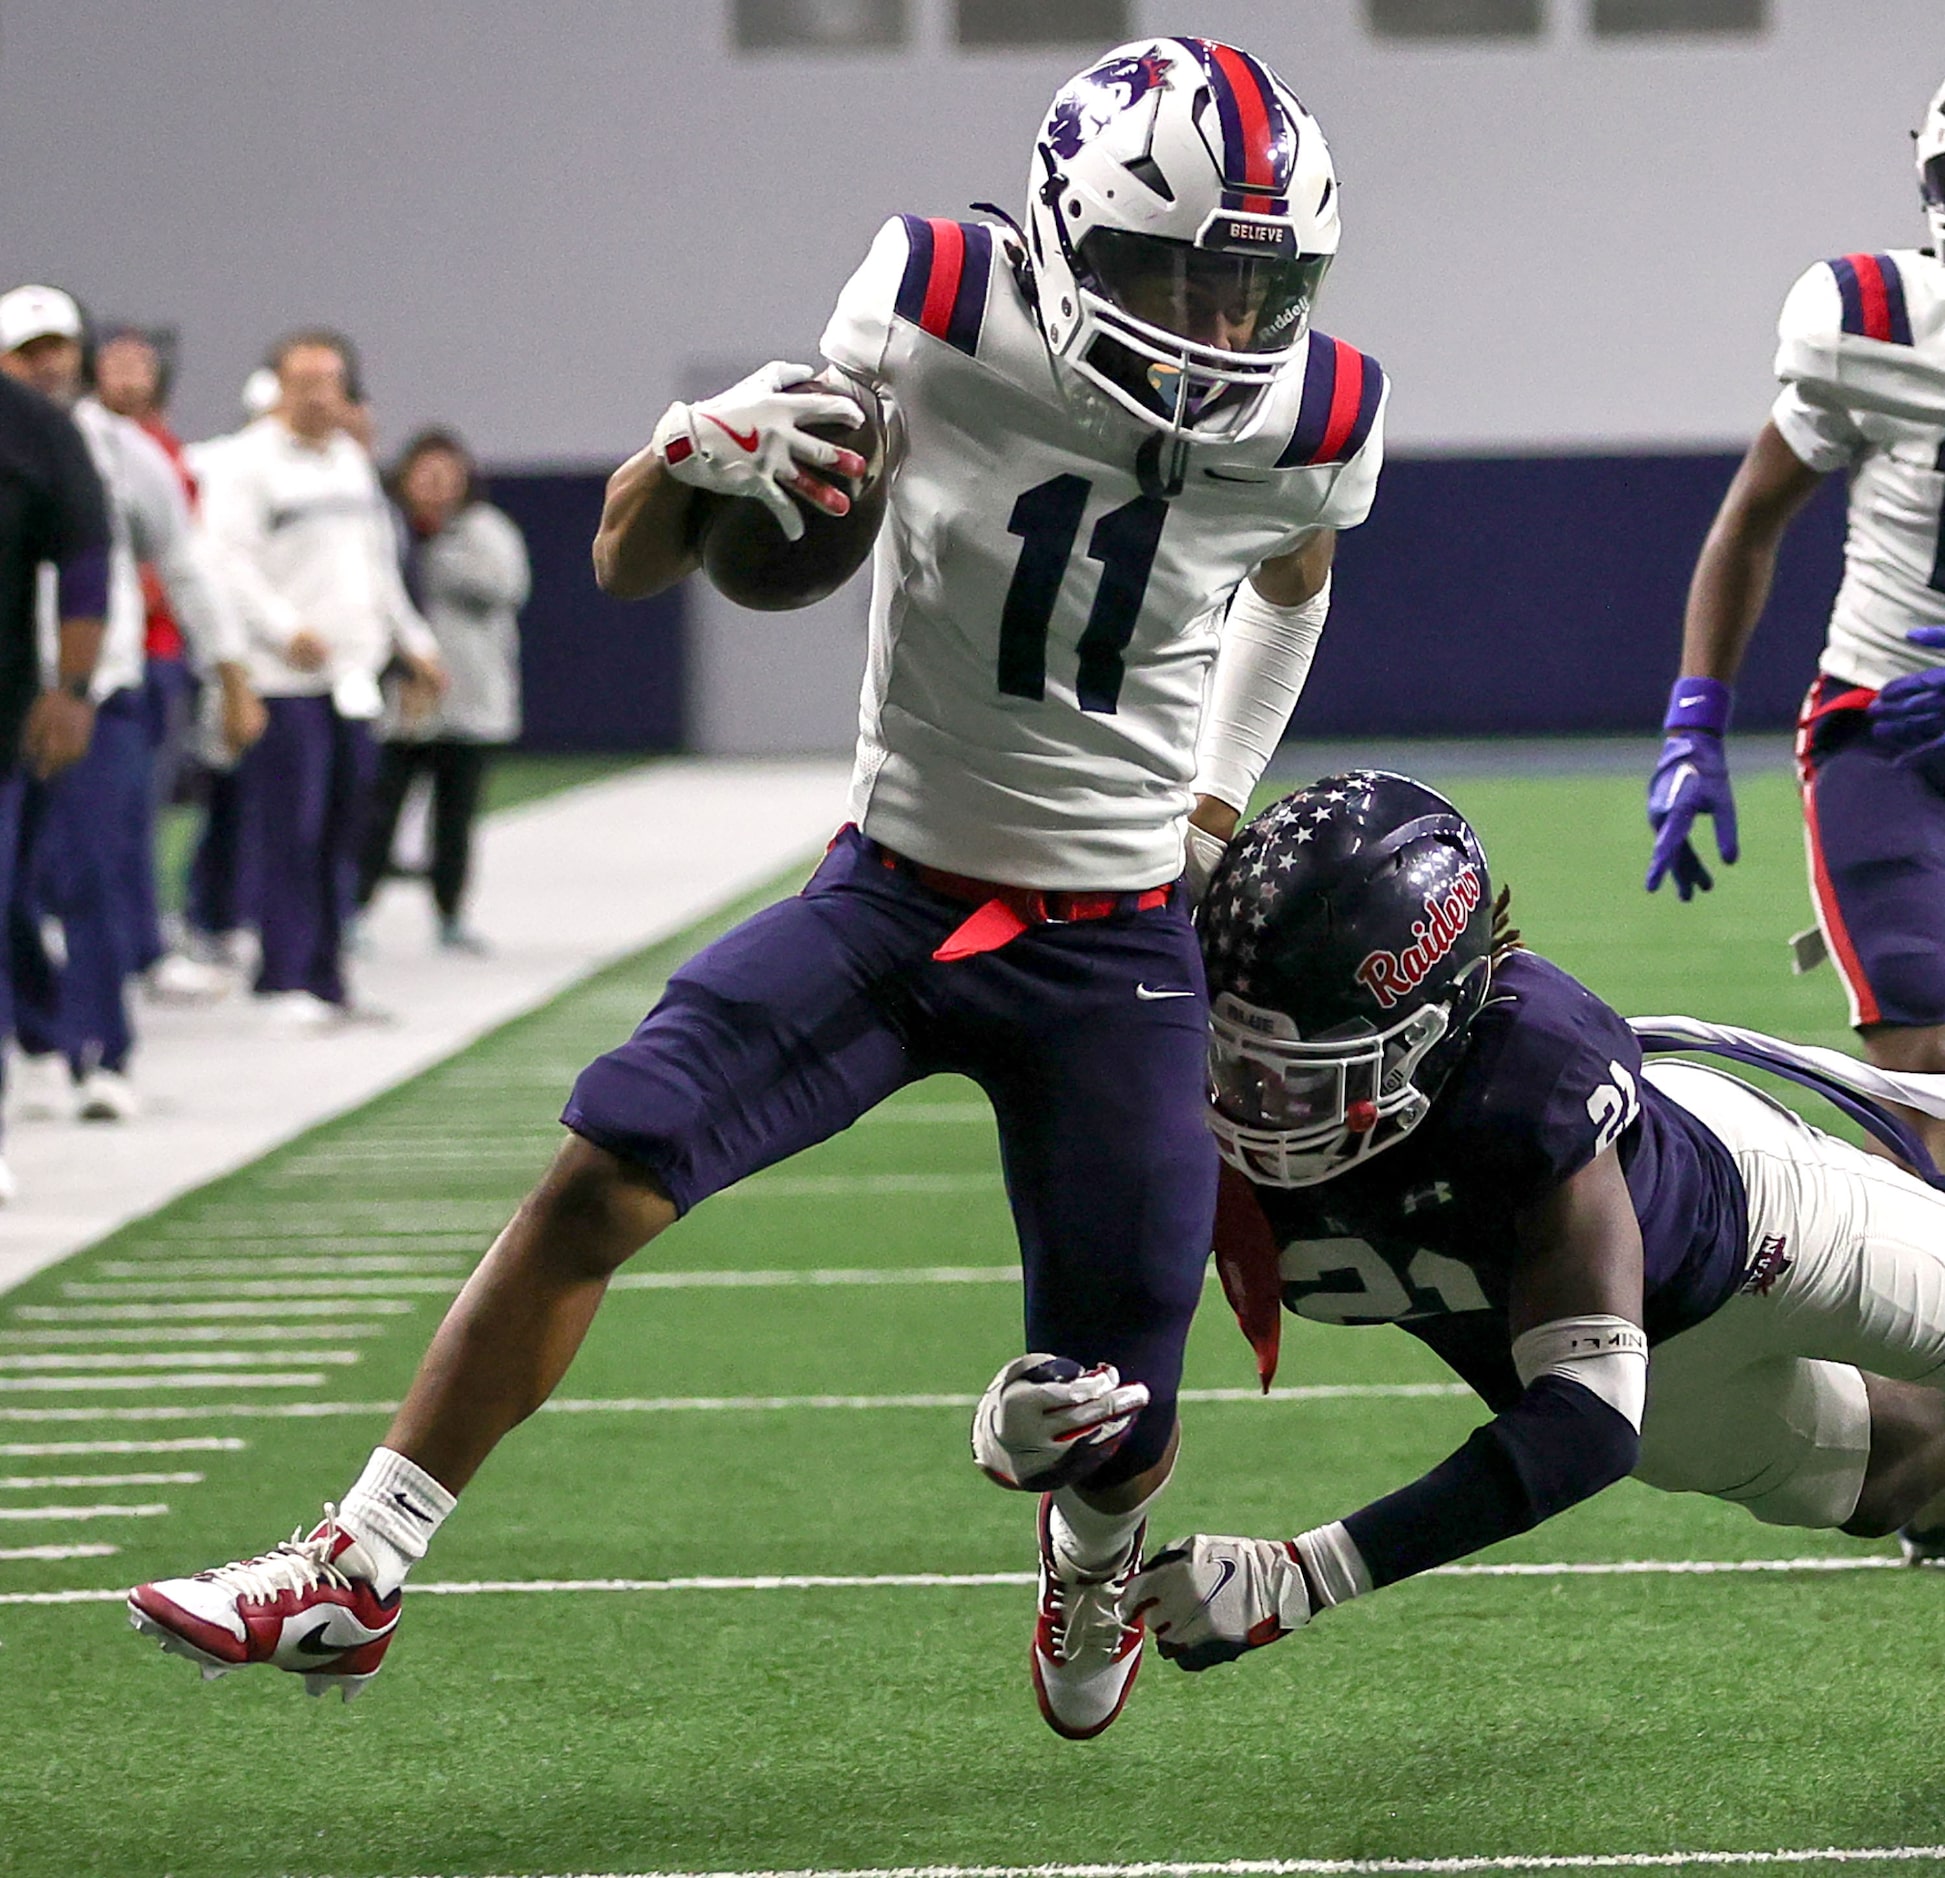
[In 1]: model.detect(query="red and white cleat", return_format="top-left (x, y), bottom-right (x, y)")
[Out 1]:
top-left (127, 1506), bottom-right (400, 1702)
top-left (1030, 1494), bottom-right (1145, 1740)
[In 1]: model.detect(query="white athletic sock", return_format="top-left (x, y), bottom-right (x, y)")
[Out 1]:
top-left (336, 1447), bottom-right (457, 1598)
top-left (1049, 1471), bottom-right (1169, 1575)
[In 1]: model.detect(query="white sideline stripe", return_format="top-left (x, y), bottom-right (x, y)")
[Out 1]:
top-left (13, 1298), bottom-right (414, 1329)
top-left (90, 1257), bottom-right (469, 1279)
top-left (12, 1298), bottom-right (414, 1321)
top-left (347, 1849), bottom-right (1945, 1877)
top-left (1, 1471), bottom-right (202, 1489)
top-left (117, 1235), bottom-right (486, 1258)
top-left (0, 1371), bottom-right (327, 1393)
top-left (0, 1542), bottom-right (117, 1561)
top-left (0, 1350), bottom-right (360, 1370)
top-left (0, 1324), bottom-right (384, 1345)
top-left (0, 1437), bottom-right (246, 1456)
top-left (0, 1501), bottom-right (167, 1521)
top-left (0, 1556), bottom-right (1915, 1607)
top-left (0, 1383), bottom-right (1471, 1424)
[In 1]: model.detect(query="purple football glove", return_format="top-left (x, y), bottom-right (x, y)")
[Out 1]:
top-left (1646, 677), bottom-right (1738, 902)
top-left (1868, 626), bottom-right (1945, 769)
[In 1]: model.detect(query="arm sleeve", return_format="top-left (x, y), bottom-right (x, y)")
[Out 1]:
top-left (196, 447), bottom-right (304, 646)
top-left (1340, 1372), bottom-right (1641, 1589)
top-left (1190, 575), bottom-right (1330, 812)
top-left (819, 216), bottom-right (915, 383)
top-left (120, 425), bottom-right (247, 667)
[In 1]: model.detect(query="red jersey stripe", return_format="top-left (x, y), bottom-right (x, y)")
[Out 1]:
top-left (1848, 251), bottom-right (1893, 342)
top-left (1802, 771), bottom-right (1881, 1026)
top-left (1314, 342), bottom-right (1365, 465)
top-left (1210, 43), bottom-right (1276, 187)
top-left (918, 219), bottom-right (966, 340)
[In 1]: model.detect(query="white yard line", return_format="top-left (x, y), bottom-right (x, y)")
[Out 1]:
top-left (0, 1437), bottom-right (245, 1456)
top-left (116, 1236), bottom-right (486, 1257)
top-left (11, 1299), bottom-right (415, 1321)
top-left (0, 1556), bottom-right (1911, 1607)
top-left (1, 1471), bottom-right (203, 1489)
top-left (0, 1542), bottom-right (116, 1561)
top-left (59, 1279), bottom-right (459, 1299)
top-left (0, 758), bottom-right (851, 1297)
top-left (0, 1351), bottom-right (361, 1370)
top-left (346, 1850), bottom-right (1945, 1878)
top-left (0, 1383), bottom-right (1470, 1424)
top-left (0, 1324), bottom-right (384, 1344)
top-left (91, 1257), bottom-right (470, 1278)
top-left (0, 1371), bottom-right (327, 1393)
top-left (0, 1501), bottom-right (167, 1522)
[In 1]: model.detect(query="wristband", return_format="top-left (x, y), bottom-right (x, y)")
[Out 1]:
top-left (1662, 675), bottom-right (1732, 735)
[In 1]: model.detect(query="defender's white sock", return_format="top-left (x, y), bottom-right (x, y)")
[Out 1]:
top-left (1050, 1469), bottom-right (1170, 1575)
top-left (337, 1448), bottom-right (457, 1598)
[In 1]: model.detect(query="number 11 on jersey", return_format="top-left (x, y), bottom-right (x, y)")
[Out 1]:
top-left (997, 475), bottom-right (1169, 716)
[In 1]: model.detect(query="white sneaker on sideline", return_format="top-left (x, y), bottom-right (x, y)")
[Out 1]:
top-left (144, 952), bottom-right (234, 1005)
top-left (76, 1069), bottom-right (139, 1123)
top-left (13, 1053), bottom-right (72, 1121)
top-left (258, 990), bottom-right (344, 1034)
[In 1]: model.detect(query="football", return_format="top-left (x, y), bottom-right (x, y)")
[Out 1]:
top-left (695, 373), bottom-right (897, 611)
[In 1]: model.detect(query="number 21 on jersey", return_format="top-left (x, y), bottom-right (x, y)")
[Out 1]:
top-left (997, 476), bottom-right (1169, 716)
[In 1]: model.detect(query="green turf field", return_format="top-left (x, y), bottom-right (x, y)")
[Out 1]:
top-left (3, 761), bottom-right (1941, 1878)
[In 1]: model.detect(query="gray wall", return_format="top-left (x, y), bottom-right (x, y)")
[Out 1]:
top-left (3, 0), bottom-right (1937, 748)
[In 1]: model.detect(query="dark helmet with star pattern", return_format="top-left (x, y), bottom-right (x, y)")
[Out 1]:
top-left (1196, 771), bottom-right (1495, 1187)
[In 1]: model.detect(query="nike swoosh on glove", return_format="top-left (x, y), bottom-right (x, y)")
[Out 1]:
top-left (1122, 1533), bottom-right (1311, 1672)
top-left (1646, 730), bottom-right (1737, 901)
top-left (1869, 626), bottom-right (1945, 770)
top-left (651, 360), bottom-right (866, 543)
top-left (970, 1353), bottom-right (1150, 1492)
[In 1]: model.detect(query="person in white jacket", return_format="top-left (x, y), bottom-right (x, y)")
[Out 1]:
top-left (0, 284), bottom-right (261, 1120)
top-left (197, 330), bottom-right (442, 1025)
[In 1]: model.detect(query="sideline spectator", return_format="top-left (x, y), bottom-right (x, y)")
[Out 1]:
top-left (93, 325), bottom-right (216, 1000)
top-left (0, 285), bottom-right (258, 1121)
top-left (0, 341), bottom-right (109, 1197)
top-left (359, 430), bottom-right (528, 952)
top-left (197, 329), bottom-right (443, 1029)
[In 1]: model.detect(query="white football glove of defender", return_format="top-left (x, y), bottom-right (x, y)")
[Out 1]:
top-left (970, 1353), bottom-right (1151, 1492)
top-left (1123, 1534), bottom-right (1311, 1671)
top-left (650, 360), bottom-right (865, 543)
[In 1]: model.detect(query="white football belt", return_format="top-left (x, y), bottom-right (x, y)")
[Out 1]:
top-left (1631, 1014), bottom-right (1945, 1190)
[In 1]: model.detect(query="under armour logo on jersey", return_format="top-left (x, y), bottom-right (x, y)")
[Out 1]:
top-left (1400, 1180), bottom-right (1454, 1215)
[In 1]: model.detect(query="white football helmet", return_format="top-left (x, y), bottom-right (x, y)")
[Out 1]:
top-left (1919, 79), bottom-right (1945, 257)
top-left (1025, 38), bottom-right (1339, 458)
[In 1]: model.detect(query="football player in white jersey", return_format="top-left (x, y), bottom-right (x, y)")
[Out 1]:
top-left (1648, 81), bottom-right (1945, 1165)
top-left (130, 38), bottom-right (1389, 1738)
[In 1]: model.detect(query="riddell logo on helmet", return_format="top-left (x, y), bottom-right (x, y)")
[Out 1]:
top-left (1353, 867), bottom-right (1483, 1010)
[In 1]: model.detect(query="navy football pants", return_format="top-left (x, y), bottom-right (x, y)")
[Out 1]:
top-left (564, 826), bottom-right (1218, 1485)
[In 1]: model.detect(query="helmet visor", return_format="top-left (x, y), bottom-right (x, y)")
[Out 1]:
top-left (1925, 150), bottom-right (1945, 210)
top-left (1076, 228), bottom-right (1328, 358)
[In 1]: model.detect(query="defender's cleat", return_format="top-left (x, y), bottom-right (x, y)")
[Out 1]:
top-left (1030, 1494), bottom-right (1145, 1740)
top-left (127, 1505), bottom-right (399, 1702)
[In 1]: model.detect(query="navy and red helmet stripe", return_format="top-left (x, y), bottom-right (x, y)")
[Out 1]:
top-left (1276, 335), bottom-right (1384, 468)
top-left (895, 217), bottom-right (994, 357)
top-left (1828, 252), bottom-right (1914, 346)
top-left (1187, 39), bottom-right (1298, 215)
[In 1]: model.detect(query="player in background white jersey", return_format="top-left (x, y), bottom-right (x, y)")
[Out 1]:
top-left (132, 38), bottom-right (1388, 1738)
top-left (1647, 81), bottom-right (1945, 1166)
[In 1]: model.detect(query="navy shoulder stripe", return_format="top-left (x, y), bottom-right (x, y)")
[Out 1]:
top-left (892, 216), bottom-right (994, 357)
top-left (1827, 252), bottom-right (1913, 346)
top-left (1276, 335), bottom-right (1384, 469)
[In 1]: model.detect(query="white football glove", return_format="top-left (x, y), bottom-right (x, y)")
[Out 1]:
top-left (970, 1353), bottom-right (1151, 1492)
top-left (651, 360), bottom-right (866, 543)
top-left (1123, 1533), bottom-right (1311, 1671)
top-left (1183, 822), bottom-right (1229, 909)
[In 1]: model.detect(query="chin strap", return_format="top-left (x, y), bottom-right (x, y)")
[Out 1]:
top-left (1137, 432), bottom-right (1189, 499)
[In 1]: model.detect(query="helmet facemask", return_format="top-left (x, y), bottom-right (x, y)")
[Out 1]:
top-left (1206, 979), bottom-right (1479, 1189)
top-left (1918, 81), bottom-right (1945, 256)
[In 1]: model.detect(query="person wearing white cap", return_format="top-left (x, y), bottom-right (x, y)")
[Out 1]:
top-left (194, 328), bottom-right (442, 1027)
top-left (0, 283), bottom-right (262, 1121)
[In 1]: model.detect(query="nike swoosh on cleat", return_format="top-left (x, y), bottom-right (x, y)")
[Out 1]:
top-left (292, 1617), bottom-right (354, 1657)
top-left (1135, 984), bottom-right (1196, 1000)
top-left (703, 414), bottom-right (760, 453)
